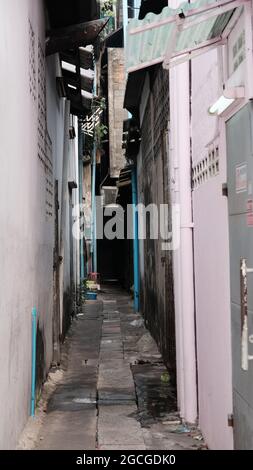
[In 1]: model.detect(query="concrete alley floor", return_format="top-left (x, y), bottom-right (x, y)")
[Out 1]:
top-left (33, 286), bottom-right (203, 450)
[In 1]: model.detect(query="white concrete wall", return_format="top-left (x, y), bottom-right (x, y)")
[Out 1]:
top-left (191, 50), bottom-right (233, 449)
top-left (0, 0), bottom-right (80, 448)
top-left (0, 0), bottom-right (50, 448)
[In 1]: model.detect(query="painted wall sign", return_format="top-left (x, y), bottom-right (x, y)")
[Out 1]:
top-left (236, 163), bottom-right (247, 193)
top-left (247, 199), bottom-right (253, 226)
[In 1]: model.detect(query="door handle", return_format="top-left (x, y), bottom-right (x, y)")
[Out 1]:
top-left (240, 258), bottom-right (253, 371)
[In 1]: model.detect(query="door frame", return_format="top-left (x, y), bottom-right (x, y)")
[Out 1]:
top-left (221, 97), bottom-right (253, 447)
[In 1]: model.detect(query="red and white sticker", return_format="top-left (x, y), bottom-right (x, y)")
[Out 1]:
top-left (247, 199), bottom-right (253, 226)
top-left (236, 163), bottom-right (247, 193)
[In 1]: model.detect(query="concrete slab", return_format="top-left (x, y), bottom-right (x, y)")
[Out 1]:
top-left (142, 426), bottom-right (200, 451)
top-left (37, 409), bottom-right (97, 450)
top-left (33, 286), bottom-right (202, 452)
top-left (100, 445), bottom-right (146, 450)
top-left (98, 389), bottom-right (136, 403)
top-left (98, 405), bottom-right (145, 447)
top-left (99, 351), bottom-right (123, 361)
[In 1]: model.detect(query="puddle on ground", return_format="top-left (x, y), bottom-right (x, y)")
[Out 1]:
top-left (131, 363), bottom-right (177, 427)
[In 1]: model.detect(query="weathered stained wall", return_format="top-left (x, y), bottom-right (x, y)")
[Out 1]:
top-left (191, 50), bottom-right (233, 449)
top-left (137, 67), bottom-right (176, 375)
top-left (0, 0), bottom-right (79, 448)
top-left (0, 0), bottom-right (50, 448)
top-left (116, 0), bottom-right (123, 27)
top-left (108, 48), bottom-right (128, 177)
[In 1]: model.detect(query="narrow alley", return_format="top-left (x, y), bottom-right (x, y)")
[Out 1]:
top-left (2, 0), bottom-right (253, 458)
top-left (31, 286), bottom-right (201, 451)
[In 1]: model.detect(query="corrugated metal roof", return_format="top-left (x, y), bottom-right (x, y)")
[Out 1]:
top-left (126, 0), bottom-right (238, 71)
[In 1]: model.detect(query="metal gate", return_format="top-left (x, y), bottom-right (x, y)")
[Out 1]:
top-left (227, 102), bottom-right (253, 448)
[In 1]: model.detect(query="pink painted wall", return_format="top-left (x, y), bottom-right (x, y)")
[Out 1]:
top-left (191, 50), bottom-right (233, 449)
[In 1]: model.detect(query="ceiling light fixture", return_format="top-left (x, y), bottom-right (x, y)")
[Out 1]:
top-left (208, 86), bottom-right (245, 116)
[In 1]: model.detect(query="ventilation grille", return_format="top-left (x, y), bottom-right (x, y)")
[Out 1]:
top-left (38, 40), bottom-right (46, 166)
top-left (45, 132), bottom-right (53, 219)
top-left (192, 143), bottom-right (220, 190)
top-left (37, 41), bottom-right (53, 219)
top-left (29, 20), bottom-right (36, 102)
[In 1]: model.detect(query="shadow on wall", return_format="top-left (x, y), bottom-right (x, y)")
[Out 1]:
top-left (35, 287), bottom-right (74, 401)
top-left (62, 288), bottom-right (74, 341)
top-left (36, 326), bottom-right (45, 395)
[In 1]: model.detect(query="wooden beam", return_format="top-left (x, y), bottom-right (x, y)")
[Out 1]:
top-left (79, 48), bottom-right (94, 70)
top-left (46, 18), bottom-right (109, 56)
top-left (81, 75), bottom-right (94, 93)
top-left (118, 180), bottom-right (132, 188)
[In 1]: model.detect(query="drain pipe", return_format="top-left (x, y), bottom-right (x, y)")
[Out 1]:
top-left (169, 38), bottom-right (197, 423)
top-left (78, 125), bottom-right (85, 281)
top-left (91, 54), bottom-right (97, 275)
top-left (91, 142), bottom-right (97, 273)
top-left (178, 63), bottom-right (197, 424)
top-left (59, 99), bottom-right (71, 334)
top-left (132, 167), bottom-right (140, 312)
top-left (123, 0), bottom-right (128, 45)
top-left (168, 0), bottom-right (198, 425)
top-left (31, 307), bottom-right (37, 417)
top-left (123, 0), bottom-right (140, 310)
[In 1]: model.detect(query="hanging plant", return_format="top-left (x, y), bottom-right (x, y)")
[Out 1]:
top-left (100, 0), bottom-right (116, 17)
top-left (95, 123), bottom-right (108, 152)
top-left (100, 0), bottom-right (116, 37)
top-left (82, 96), bottom-right (108, 156)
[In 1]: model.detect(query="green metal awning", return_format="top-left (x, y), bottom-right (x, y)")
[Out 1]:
top-left (126, 0), bottom-right (248, 72)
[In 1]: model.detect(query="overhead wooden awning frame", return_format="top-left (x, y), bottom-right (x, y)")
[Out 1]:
top-left (46, 19), bottom-right (109, 56)
top-left (46, 17), bottom-right (109, 116)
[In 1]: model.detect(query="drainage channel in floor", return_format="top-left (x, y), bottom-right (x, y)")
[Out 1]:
top-left (131, 363), bottom-right (177, 428)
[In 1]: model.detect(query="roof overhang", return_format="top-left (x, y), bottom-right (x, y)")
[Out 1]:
top-left (126, 0), bottom-right (249, 72)
top-left (104, 27), bottom-right (123, 48)
top-left (45, 0), bottom-right (99, 29)
top-left (59, 46), bottom-right (95, 116)
top-left (46, 18), bottom-right (109, 56)
top-left (124, 70), bottom-right (146, 114)
top-left (45, 1), bottom-right (109, 117)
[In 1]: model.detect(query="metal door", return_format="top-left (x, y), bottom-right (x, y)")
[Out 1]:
top-left (227, 102), bottom-right (253, 449)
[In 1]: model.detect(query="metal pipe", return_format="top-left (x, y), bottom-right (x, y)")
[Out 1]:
top-left (170, 61), bottom-right (197, 424)
top-left (169, 75), bottom-right (185, 418)
top-left (91, 142), bottom-right (97, 273)
top-left (123, 0), bottom-right (128, 46)
top-left (132, 167), bottom-right (140, 312)
top-left (31, 307), bottom-right (37, 417)
top-left (91, 55), bottom-right (97, 275)
top-left (78, 126), bottom-right (85, 281)
top-left (169, 0), bottom-right (197, 424)
top-left (59, 99), bottom-right (71, 334)
top-left (134, 0), bottom-right (141, 17)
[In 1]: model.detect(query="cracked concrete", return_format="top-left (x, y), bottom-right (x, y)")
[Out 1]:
top-left (32, 285), bottom-right (204, 450)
